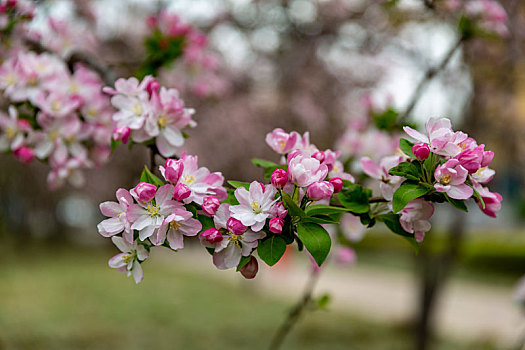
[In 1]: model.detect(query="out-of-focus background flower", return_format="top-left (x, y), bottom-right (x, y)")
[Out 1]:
top-left (1, 0), bottom-right (525, 349)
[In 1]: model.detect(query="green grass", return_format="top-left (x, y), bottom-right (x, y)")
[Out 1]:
top-left (0, 245), bottom-right (496, 350)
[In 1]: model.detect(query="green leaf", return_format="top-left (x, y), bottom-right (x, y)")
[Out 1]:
top-left (198, 215), bottom-right (215, 231)
top-left (251, 158), bottom-right (280, 169)
top-left (317, 294), bottom-right (331, 310)
top-left (305, 204), bottom-right (353, 217)
top-left (388, 161), bottom-right (420, 181)
top-left (227, 181), bottom-right (250, 190)
top-left (111, 138), bottom-right (121, 153)
top-left (303, 215), bottom-right (339, 225)
top-left (471, 187), bottom-right (485, 210)
top-left (379, 214), bottom-right (419, 252)
top-left (445, 194), bottom-right (468, 212)
top-left (337, 185), bottom-right (370, 214)
top-left (392, 182), bottom-right (429, 213)
top-left (282, 192), bottom-right (306, 218)
top-left (236, 256), bottom-right (252, 271)
top-left (140, 166), bottom-right (164, 187)
top-left (223, 188), bottom-right (239, 205)
top-left (399, 138), bottom-right (416, 159)
top-left (296, 222), bottom-right (331, 266)
top-left (257, 236), bottom-right (287, 266)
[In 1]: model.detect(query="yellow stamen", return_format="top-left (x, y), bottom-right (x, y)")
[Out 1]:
top-left (170, 221), bottom-right (181, 230)
top-left (441, 174), bottom-right (452, 185)
top-left (251, 201), bottom-right (262, 214)
top-left (146, 203), bottom-right (160, 216)
top-left (132, 103), bottom-right (143, 116)
top-left (182, 174), bottom-right (195, 185)
top-left (158, 116), bottom-right (167, 128)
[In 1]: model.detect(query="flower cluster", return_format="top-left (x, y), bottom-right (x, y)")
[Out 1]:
top-left (97, 154), bottom-right (227, 283)
top-left (145, 10), bottom-right (229, 98)
top-left (104, 76), bottom-right (196, 157)
top-left (0, 51), bottom-right (114, 188)
top-left (0, 0), bottom-right (35, 58)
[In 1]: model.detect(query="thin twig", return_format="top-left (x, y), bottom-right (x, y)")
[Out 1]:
top-left (399, 36), bottom-right (465, 122)
top-left (268, 269), bottom-right (321, 350)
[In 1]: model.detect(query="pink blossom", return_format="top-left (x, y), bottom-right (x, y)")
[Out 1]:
top-left (108, 236), bottom-right (149, 284)
top-left (312, 151), bottom-right (325, 163)
top-left (271, 168), bottom-right (288, 189)
top-left (226, 217), bottom-right (247, 235)
top-left (340, 214), bottom-right (366, 242)
top-left (0, 106), bottom-right (28, 152)
top-left (329, 177), bottom-right (343, 193)
top-left (434, 159), bottom-right (473, 200)
top-left (112, 126), bottom-right (130, 144)
top-left (361, 155), bottom-right (404, 201)
top-left (97, 188), bottom-right (134, 243)
top-left (152, 207), bottom-right (202, 249)
top-left (399, 199), bottom-right (434, 242)
top-left (201, 228), bottom-right (224, 244)
top-left (335, 247), bottom-right (356, 266)
top-left (269, 217), bottom-right (284, 234)
top-left (473, 183), bottom-right (502, 218)
top-left (202, 195), bottom-right (220, 215)
top-left (329, 160), bottom-right (355, 183)
top-left (13, 146), bottom-right (34, 163)
top-left (159, 158), bottom-right (184, 184)
top-left (307, 181), bottom-right (334, 201)
top-left (173, 183), bottom-right (191, 201)
top-left (470, 167), bottom-right (495, 184)
top-left (288, 150), bottom-right (329, 187)
top-left (230, 181), bottom-right (277, 232)
top-left (270, 201), bottom-right (288, 218)
top-left (265, 128), bottom-right (299, 154)
top-left (412, 143), bottom-right (430, 161)
top-left (130, 182), bottom-right (157, 203)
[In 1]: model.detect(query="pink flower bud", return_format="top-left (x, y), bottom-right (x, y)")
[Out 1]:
top-left (239, 256), bottom-right (259, 279)
top-left (13, 146), bottom-right (34, 164)
top-left (173, 183), bottom-right (191, 201)
top-left (226, 217), bottom-right (247, 235)
top-left (146, 80), bottom-right (160, 97)
top-left (271, 168), bottom-right (288, 189)
top-left (16, 119), bottom-right (31, 131)
top-left (312, 151), bottom-right (325, 163)
top-left (112, 126), bottom-right (130, 144)
top-left (270, 202), bottom-right (288, 218)
top-left (412, 143), bottom-right (430, 161)
top-left (202, 195), bottom-right (220, 215)
top-left (162, 158), bottom-right (184, 184)
top-left (306, 181), bottom-right (334, 201)
top-left (132, 182), bottom-right (157, 202)
top-left (269, 217), bottom-right (284, 234)
top-left (329, 177), bottom-right (343, 193)
top-left (201, 228), bottom-right (223, 244)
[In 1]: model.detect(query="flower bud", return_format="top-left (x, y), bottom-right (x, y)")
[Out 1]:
top-left (227, 217), bottom-right (247, 235)
top-left (239, 256), bottom-right (259, 279)
top-left (412, 143), bottom-right (430, 161)
top-left (269, 217), bottom-right (284, 234)
top-left (145, 79), bottom-right (160, 97)
top-left (132, 182), bottom-right (156, 202)
top-left (201, 228), bottom-right (223, 244)
top-left (270, 202), bottom-right (288, 218)
top-left (112, 126), bottom-right (130, 144)
top-left (13, 146), bottom-right (34, 164)
top-left (271, 169), bottom-right (288, 189)
top-left (162, 158), bottom-right (184, 184)
top-left (312, 151), bottom-right (325, 163)
top-left (329, 177), bottom-right (343, 193)
top-left (306, 181), bottom-right (334, 201)
top-left (202, 195), bottom-right (220, 215)
top-left (173, 183), bottom-right (191, 201)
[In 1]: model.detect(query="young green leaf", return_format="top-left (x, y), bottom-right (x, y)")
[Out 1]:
top-left (305, 204), bottom-right (352, 217)
top-left (296, 222), bottom-right (331, 266)
top-left (236, 255), bottom-right (252, 271)
top-left (282, 192), bottom-right (306, 218)
top-left (140, 166), bottom-right (164, 187)
top-left (302, 215), bottom-right (339, 225)
top-left (471, 187), bottom-right (485, 209)
top-left (337, 184), bottom-right (370, 214)
top-left (445, 194), bottom-right (468, 212)
top-left (257, 236), bottom-right (287, 266)
top-left (197, 215), bottom-right (215, 231)
top-left (388, 161), bottom-right (420, 181)
top-left (317, 294), bottom-right (331, 310)
top-left (392, 182), bottom-right (429, 213)
top-left (399, 138), bottom-right (416, 159)
top-left (251, 158), bottom-right (280, 169)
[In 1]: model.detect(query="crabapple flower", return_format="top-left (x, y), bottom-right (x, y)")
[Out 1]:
top-left (270, 201), bottom-right (288, 218)
top-left (473, 183), bottom-right (502, 218)
top-left (307, 181), bottom-right (334, 201)
top-left (205, 204), bottom-right (266, 270)
top-left (112, 126), bottom-right (130, 144)
top-left (230, 181), bottom-right (278, 232)
top-left (399, 199), bottom-right (434, 242)
top-left (412, 143), bottom-right (430, 161)
top-left (269, 217), bottom-right (284, 234)
top-left (288, 151), bottom-right (329, 187)
top-left (152, 207), bottom-right (201, 249)
top-left (404, 118), bottom-right (468, 158)
top-left (108, 236), bottom-right (149, 284)
top-left (361, 155), bottom-right (404, 201)
top-left (226, 218), bottom-right (247, 235)
top-left (127, 184), bottom-right (182, 240)
top-left (329, 177), bottom-right (343, 193)
top-left (271, 168), bottom-right (288, 189)
top-left (0, 106), bottom-right (28, 152)
top-left (434, 159), bottom-right (473, 200)
top-left (201, 228), bottom-right (224, 244)
top-left (13, 146), bottom-right (34, 164)
top-left (265, 128), bottom-right (299, 154)
top-left (470, 167), bottom-right (495, 183)
top-left (159, 158), bottom-right (184, 184)
top-left (173, 183), bottom-right (191, 201)
top-left (202, 195), bottom-right (220, 215)
top-left (130, 182), bottom-right (157, 203)
top-left (97, 188), bottom-right (134, 242)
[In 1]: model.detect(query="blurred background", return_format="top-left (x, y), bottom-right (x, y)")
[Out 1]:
top-left (1, 0), bottom-right (525, 349)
